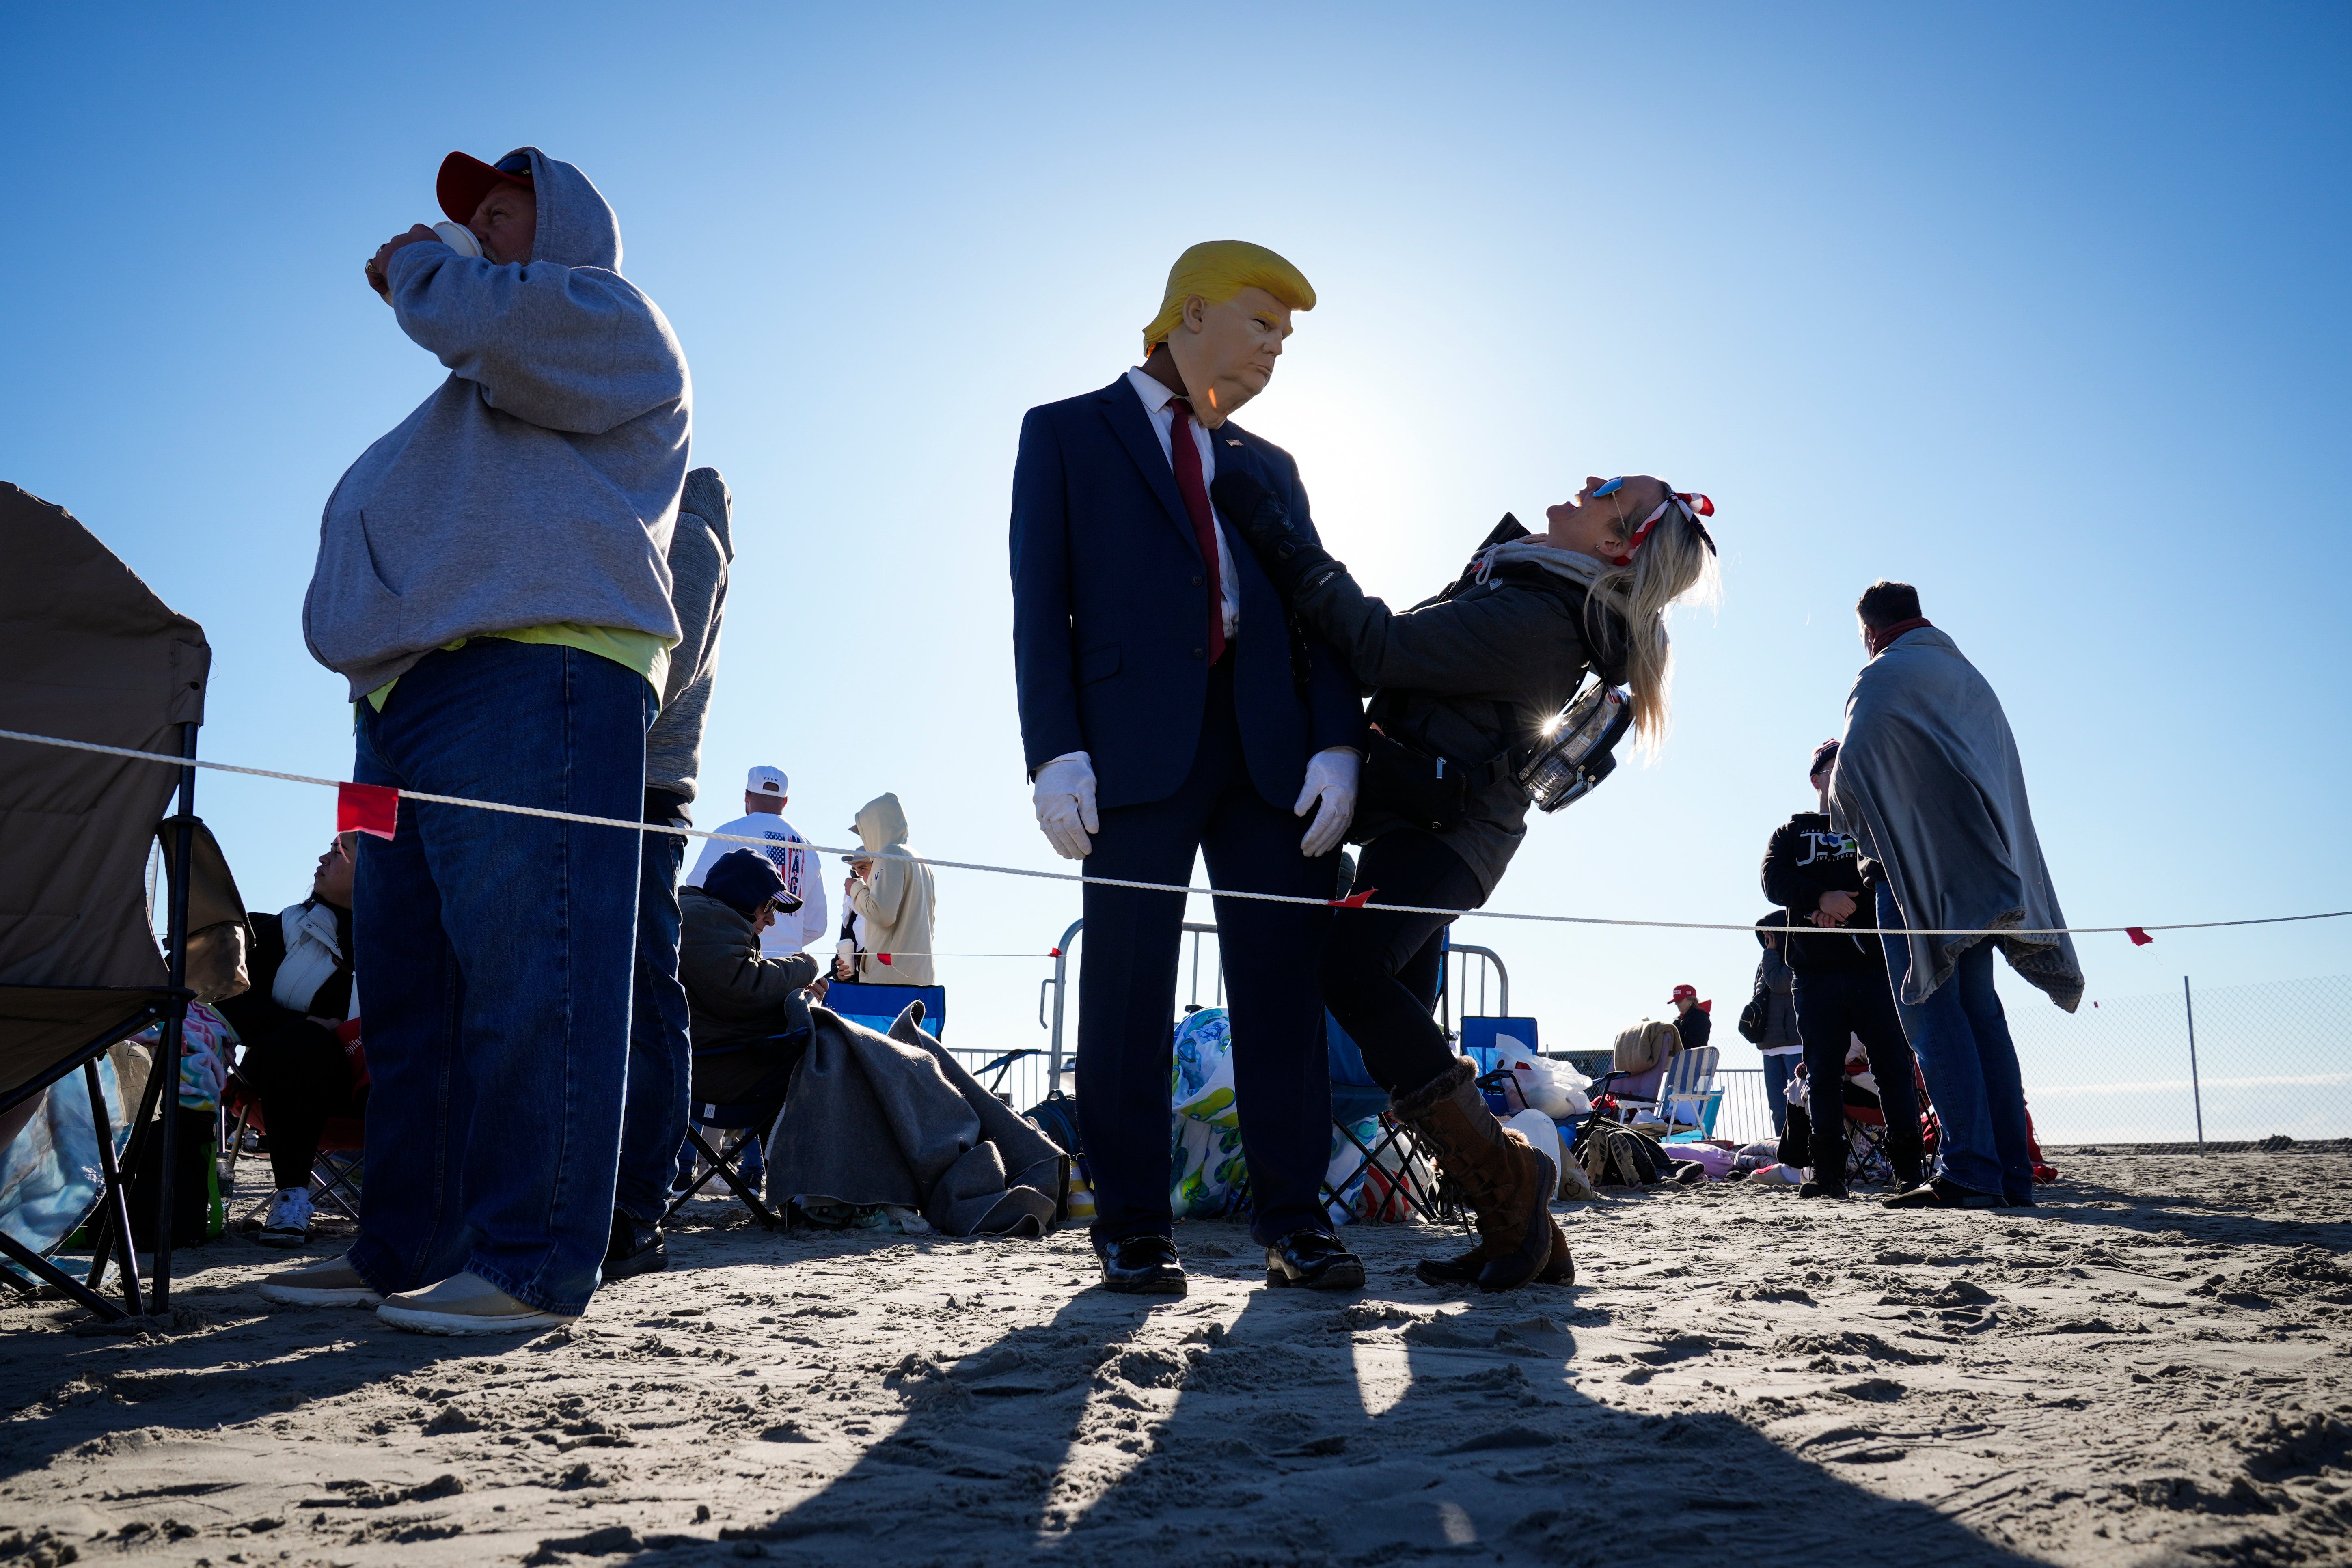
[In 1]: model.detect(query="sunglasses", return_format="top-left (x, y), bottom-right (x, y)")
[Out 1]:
top-left (1590, 478), bottom-right (1719, 564)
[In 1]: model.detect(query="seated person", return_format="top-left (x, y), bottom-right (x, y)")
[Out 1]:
top-left (215, 833), bottom-right (362, 1247)
top-left (682, 850), bottom-right (824, 1104)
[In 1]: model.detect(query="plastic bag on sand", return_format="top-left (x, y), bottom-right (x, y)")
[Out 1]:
top-left (1504, 1109), bottom-right (1600, 1201)
top-left (1506, 1055), bottom-right (1592, 1119)
top-left (1171, 1010), bottom-right (1251, 1219)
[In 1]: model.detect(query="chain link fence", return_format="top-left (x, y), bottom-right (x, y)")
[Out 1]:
top-left (2008, 973), bottom-right (2352, 1147)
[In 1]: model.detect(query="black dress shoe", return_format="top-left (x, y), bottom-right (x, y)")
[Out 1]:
top-left (1882, 1176), bottom-right (2004, 1210)
top-left (1100, 1234), bottom-right (1187, 1295)
top-left (1264, 1229), bottom-right (1365, 1291)
top-left (604, 1208), bottom-right (667, 1280)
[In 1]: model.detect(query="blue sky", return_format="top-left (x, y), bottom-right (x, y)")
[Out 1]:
top-left (4, 3), bottom-right (2346, 1081)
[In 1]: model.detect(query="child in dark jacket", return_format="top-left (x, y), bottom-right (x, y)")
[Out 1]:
top-left (1759, 740), bottom-right (1923, 1197)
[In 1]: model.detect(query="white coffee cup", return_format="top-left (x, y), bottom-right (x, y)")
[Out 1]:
top-left (432, 221), bottom-right (482, 259)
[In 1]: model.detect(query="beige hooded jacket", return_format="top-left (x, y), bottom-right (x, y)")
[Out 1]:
top-left (846, 793), bottom-right (937, 985)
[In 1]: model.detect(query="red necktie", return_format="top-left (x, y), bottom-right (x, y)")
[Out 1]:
top-left (1167, 397), bottom-right (1227, 665)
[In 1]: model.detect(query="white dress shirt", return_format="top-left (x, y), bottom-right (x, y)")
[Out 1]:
top-left (1124, 366), bottom-right (1241, 642)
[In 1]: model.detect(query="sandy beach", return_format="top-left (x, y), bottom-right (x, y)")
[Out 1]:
top-left (4, 1147), bottom-right (2349, 1567)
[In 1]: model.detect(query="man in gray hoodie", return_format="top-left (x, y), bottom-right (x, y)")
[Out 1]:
top-left (263, 147), bottom-right (691, 1334)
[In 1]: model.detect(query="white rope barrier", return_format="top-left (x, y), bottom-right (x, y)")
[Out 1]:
top-left (6, 725), bottom-right (2348, 943)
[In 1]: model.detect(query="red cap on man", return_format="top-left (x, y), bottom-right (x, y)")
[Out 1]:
top-left (437, 150), bottom-right (534, 225)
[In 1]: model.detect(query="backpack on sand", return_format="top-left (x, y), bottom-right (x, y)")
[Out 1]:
top-left (1576, 1122), bottom-right (1668, 1187)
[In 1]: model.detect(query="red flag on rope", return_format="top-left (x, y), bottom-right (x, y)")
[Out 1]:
top-left (2125, 927), bottom-right (2153, 946)
top-left (876, 952), bottom-right (894, 966)
top-left (337, 781), bottom-right (399, 841)
top-left (1330, 886), bottom-right (1380, 908)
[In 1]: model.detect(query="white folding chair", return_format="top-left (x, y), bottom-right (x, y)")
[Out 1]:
top-left (1655, 1046), bottom-right (1722, 1139)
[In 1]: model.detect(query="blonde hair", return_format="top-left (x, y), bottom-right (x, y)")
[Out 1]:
top-left (1584, 485), bottom-right (1718, 757)
top-left (1141, 240), bottom-right (1316, 355)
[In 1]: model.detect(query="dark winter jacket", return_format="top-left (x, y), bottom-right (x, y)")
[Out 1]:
top-left (1278, 513), bottom-right (1630, 897)
top-left (679, 886), bottom-right (820, 1059)
top-left (216, 901), bottom-right (354, 1045)
top-left (1673, 1003), bottom-right (1713, 1054)
top-left (1761, 810), bottom-right (1884, 971)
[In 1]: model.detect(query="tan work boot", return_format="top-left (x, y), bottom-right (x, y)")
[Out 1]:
top-left (376, 1271), bottom-right (578, 1336)
top-left (1392, 1058), bottom-right (1569, 1292)
top-left (258, 1253), bottom-right (385, 1308)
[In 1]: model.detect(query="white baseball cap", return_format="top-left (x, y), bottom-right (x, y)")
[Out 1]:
top-left (747, 766), bottom-right (789, 796)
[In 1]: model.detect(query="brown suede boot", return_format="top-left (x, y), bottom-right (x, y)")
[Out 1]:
top-left (1392, 1058), bottom-right (1563, 1292)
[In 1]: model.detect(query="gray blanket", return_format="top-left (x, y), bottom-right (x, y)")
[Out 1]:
top-left (766, 1001), bottom-right (1065, 1236)
top-left (1830, 626), bottom-right (2083, 1013)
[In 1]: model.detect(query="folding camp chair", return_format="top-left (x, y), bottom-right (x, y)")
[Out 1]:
top-left (1655, 1046), bottom-right (1723, 1141)
top-left (1321, 1017), bottom-right (1447, 1225)
top-left (822, 981), bottom-right (945, 1039)
top-left (665, 1048), bottom-right (798, 1232)
top-left (0, 484), bottom-right (245, 1319)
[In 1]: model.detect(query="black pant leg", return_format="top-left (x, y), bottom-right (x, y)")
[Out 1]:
top-left (1846, 968), bottom-right (1922, 1131)
top-left (1198, 773), bottom-right (1343, 1246)
top-left (1320, 830), bottom-right (1485, 1094)
top-left (1076, 746), bottom-right (1220, 1248)
top-left (1791, 971), bottom-right (1855, 1181)
top-left (242, 1019), bottom-right (356, 1191)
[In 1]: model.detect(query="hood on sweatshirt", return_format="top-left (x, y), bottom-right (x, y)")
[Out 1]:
top-left (852, 794), bottom-right (911, 852)
top-left (304, 145), bottom-right (690, 701)
top-left (501, 146), bottom-right (624, 273)
top-left (680, 467), bottom-right (735, 563)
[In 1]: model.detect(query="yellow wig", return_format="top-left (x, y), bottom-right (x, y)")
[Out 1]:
top-left (1141, 241), bottom-right (1317, 356)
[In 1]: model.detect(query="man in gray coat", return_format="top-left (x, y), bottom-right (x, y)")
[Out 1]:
top-left (1832, 580), bottom-right (2082, 1210)
top-left (265, 146), bottom-right (691, 1333)
top-left (609, 468), bottom-right (733, 1278)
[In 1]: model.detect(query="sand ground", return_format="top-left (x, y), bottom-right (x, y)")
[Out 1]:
top-left (4, 1149), bottom-right (2350, 1567)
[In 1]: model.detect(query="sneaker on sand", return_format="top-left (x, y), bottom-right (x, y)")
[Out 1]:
top-left (257, 1188), bottom-right (315, 1248)
top-left (377, 1272), bottom-right (578, 1336)
top-left (258, 1253), bottom-right (384, 1307)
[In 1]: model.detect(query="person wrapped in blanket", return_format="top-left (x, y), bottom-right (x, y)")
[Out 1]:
top-left (215, 834), bottom-right (363, 1247)
top-left (1209, 469), bottom-right (1717, 1292)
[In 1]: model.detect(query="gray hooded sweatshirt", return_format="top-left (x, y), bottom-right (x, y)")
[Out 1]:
top-left (646, 467), bottom-right (732, 805)
top-left (304, 146), bottom-right (693, 701)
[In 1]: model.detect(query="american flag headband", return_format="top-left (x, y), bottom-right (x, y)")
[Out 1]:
top-left (1605, 486), bottom-right (1718, 568)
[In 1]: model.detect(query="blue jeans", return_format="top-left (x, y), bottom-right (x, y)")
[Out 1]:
top-left (1760, 1052), bottom-right (1798, 1136)
top-left (615, 796), bottom-right (691, 1225)
top-left (348, 640), bottom-right (651, 1314)
top-left (1876, 881), bottom-right (2034, 1200)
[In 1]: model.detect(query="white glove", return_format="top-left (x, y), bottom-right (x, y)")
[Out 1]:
top-left (1294, 746), bottom-right (1360, 858)
top-left (1032, 753), bottom-right (1100, 861)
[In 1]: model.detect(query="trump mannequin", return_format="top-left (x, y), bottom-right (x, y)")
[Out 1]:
top-left (1009, 242), bottom-right (1366, 1294)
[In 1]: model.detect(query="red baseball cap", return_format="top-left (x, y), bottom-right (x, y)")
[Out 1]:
top-left (437, 150), bottom-right (534, 224)
top-left (1670, 984), bottom-right (1698, 1003)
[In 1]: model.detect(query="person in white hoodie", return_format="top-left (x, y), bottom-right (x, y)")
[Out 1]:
top-left (684, 766), bottom-right (828, 955)
top-left (842, 794), bottom-right (936, 986)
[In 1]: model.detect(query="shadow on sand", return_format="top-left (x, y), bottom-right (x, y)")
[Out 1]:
top-left (673, 1261), bottom-right (2048, 1567)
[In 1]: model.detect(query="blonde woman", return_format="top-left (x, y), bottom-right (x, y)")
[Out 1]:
top-left (1211, 470), bottom-right (1717, 1292)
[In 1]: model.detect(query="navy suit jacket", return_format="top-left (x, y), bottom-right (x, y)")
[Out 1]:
top-left (1010, 374), bottom-right (1364, 811)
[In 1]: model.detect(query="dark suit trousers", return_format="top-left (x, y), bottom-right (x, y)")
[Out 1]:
top-left (1077, 654), bottom-right (1339, 1249)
